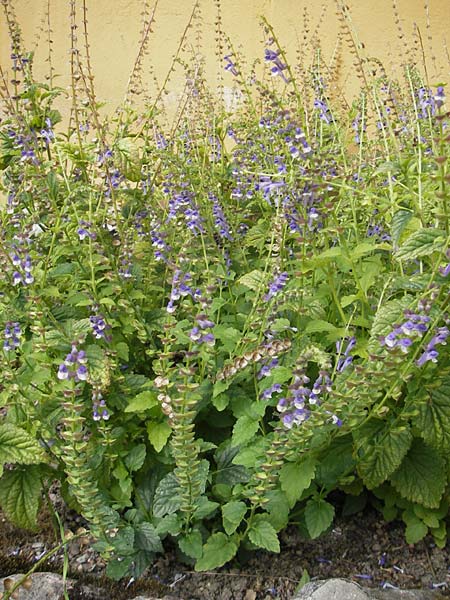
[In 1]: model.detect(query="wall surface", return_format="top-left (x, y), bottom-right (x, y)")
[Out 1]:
top-left (0, 0), bottom-right (449, 116)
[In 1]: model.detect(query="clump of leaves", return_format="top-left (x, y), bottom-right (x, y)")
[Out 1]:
top-left (0, 6), bottom-right (448, 580)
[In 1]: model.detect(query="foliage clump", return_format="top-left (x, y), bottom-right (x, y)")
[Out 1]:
top-left (0, 1), bottom-right (449, 581)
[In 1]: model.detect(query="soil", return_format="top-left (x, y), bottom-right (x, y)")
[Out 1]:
top-left (0, 497), bottom-right (448, 600)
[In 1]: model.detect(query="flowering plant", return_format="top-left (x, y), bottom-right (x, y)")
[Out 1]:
top-left (0, 4), bottom-right (448, 579)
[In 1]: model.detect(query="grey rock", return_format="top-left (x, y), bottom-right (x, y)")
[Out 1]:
top-left (367, 589), bottom-right (442, 599)
top-left (0, 572), bottom-right (171, 600)
top-left (0, 572), bottom-right (69, 600)
top-left (292, 579), bottom-right (443, 600)
top-left (293, 579), bottom-right (370, 599)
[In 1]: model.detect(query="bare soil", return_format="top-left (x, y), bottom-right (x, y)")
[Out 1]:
top-left (0, 500), bottom-right (448, 600)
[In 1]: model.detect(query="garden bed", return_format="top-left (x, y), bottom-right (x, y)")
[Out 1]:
top-left (0, 503), bottom-right (448, 600)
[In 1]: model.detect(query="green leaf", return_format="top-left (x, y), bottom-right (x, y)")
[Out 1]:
top-left (414, 380), bottom-right (450, 450)
top-left (248, 519), bottom-right (280, 553)
top-left (125, 391), bottom-right (159, 413)
top-left (280, 458), bottom-right (316, 508)
top-left (222, 501), bottom-right (247, 535)
top-left (265, 490), bottom-right (290, 531)
top-left (395, 228), bottom-right (445, 261)
top-left (213, 326), bottom-right (241, 353)
top-left (304, 498), bottom-right (335, 539)
top-left (115, 342), bottom-right (129, 362)
top-left (0, 424), bottom-right (45, 466)
top-left (147, 421), bottom-right (172, 453)
top-left (305, 320), bottom-right (339, 334)
top-left (124, 444), bottom-right (146, 472)
top-left (390, 439), bottom-right (446, 508)
top-left (391, 209), bottom-right (413, 247)
top-left (106, 557), bottom-right (133, 580)
top-left (369, 297), bottom-right (413, 343)
top-left (134, 522), bottom-right (163, 553)
top-left (316, 435), bottom-right (355, 488)
top-left (179, 530), bottom-right (203, 559)
top-left (195, 533), bottom-right (238, 571)
top-left (193, 496), bottom-right (219, 519)
top-left (403, 512), bottom-right (428, 544)
top-left (295, 569), bottom-right (310, 593)
top-left (0, 466), bottom-right (42, 530)
top-left (232, 439), bottom-right (267, 467)
top-left (153, 473), bottom-right (181, 517)
top-left (215, 442), bottom-right (250, 486)
top-left (155, 513), bottom-right (181, 536)
top-left (231, 415), bottom-right (260, 447)
top-left (238, 270), bottom-right (265, 291)
top-left (357, 422), bottom-right (413, 489)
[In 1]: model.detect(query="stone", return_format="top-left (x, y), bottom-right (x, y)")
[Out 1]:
top-left (0, 572), bottom-right (171, 600)
top-left (0, 573), bottom-right (68, 600)
top-left (291, 579), bottom-right (443, 600)
top-left (293, 579), bottom-right (370, 599)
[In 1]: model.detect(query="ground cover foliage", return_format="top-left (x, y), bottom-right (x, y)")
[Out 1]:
top-left (0, 0), bottom-right (449, 587)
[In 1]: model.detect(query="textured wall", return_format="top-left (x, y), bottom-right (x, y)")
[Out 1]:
top-left (0, 0), bottom-right (449, 114)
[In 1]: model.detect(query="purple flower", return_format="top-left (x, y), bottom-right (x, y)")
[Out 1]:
top-left (260, 383), bottom-right (282, 400)
top-left (77, 220), bottom-right (96, 241)
top-left (257, 358), bottom-right (278, 379)
top-left (92, 389), bottom-right (110, 421)
top-left (416, 326), bottom-right (449, 367)
top-left (264, 48), bottom-right (289, 82)
top-left (224, 54), bottom-right (238, 77)
top-left (263, 272), bottom-right (289, 301)
top-left (210, 194), bottom-right (233, 241)
top-left (57, 344), bottom-right (88, 382)
top-left (196, 314), bottom-right (215, 329)
top-left (89, 314), bottom-right (111, 341)
top-left (3, 322), bottom-right (21, 352)
top-left (314, 98), bottom-right (331, 124)
top-left (434, 85), bottom-right (446, 109)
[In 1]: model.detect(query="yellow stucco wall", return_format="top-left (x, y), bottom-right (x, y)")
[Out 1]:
top-left (1, 0), bottom-right (449, 115)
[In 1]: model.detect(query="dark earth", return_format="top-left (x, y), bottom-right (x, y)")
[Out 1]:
top-left (0, 494), bottom-right (448, 600)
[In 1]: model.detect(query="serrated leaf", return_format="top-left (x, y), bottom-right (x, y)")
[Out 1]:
top-left (414, 380), bottom-right (450, 450)
top-left (195, 533), bottom-right (238, 571)
top-left (305, 319), bottom-right (339, 334)
top-left (179, 530), bottom-right (203, 559)
top-left (357, 422), bottom-right (413, 489)
top-left (193, 496), bottom-right (219, 519)
top-left (155, 513), bottom-right (181, 536)
top-left (215, 442), bottom-right (250, 486)
top-left (232, 439), bottom-right (268, 467)
top-left (222, 501), bottom-right (247, 535)
top-left (395, 228), bottom-right (445, 260)
top-left (125, 390), bottom-right (159, 413)
top-left (391, 209), bottom-right (413, 247)
top-left (248, 519), bottom-right (280, 553)
top-left (115, 342), bottom-right (129, 362)
top-left (238, 269), bottom-right (265, 291)
top-left (153, 473), bottom-right (181, 517)
top-left (106, 556), bottom-right (133, 580)
top-left (304, 498), bottom-right (335, 539)
top-left (231, 415), bottom-right (260, 447)
top-left (265, 490), bottom-right (290, 531)
top-left (280, 458), bottom-right (316, 508)
top-left (390, 439), bottom-right (446, 508)
top-left (135, 522), bottom-right (163, 553)
top-left (147, 421), bottom-right (172, 453)
top-left (124, 444), bottom-right (146, 472)
top-left (369, 296), bottom-right (413, 348)
top-left (213, 325), bottom-right (241, 353)
top-left (0, 424), bottom-right (45, 466)
top-left (316, 435), bottom-right (355, 488)
top-left (0, 466), bottom-right (42, 530)
top-left (405, 517), bottom-right (428, 544)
